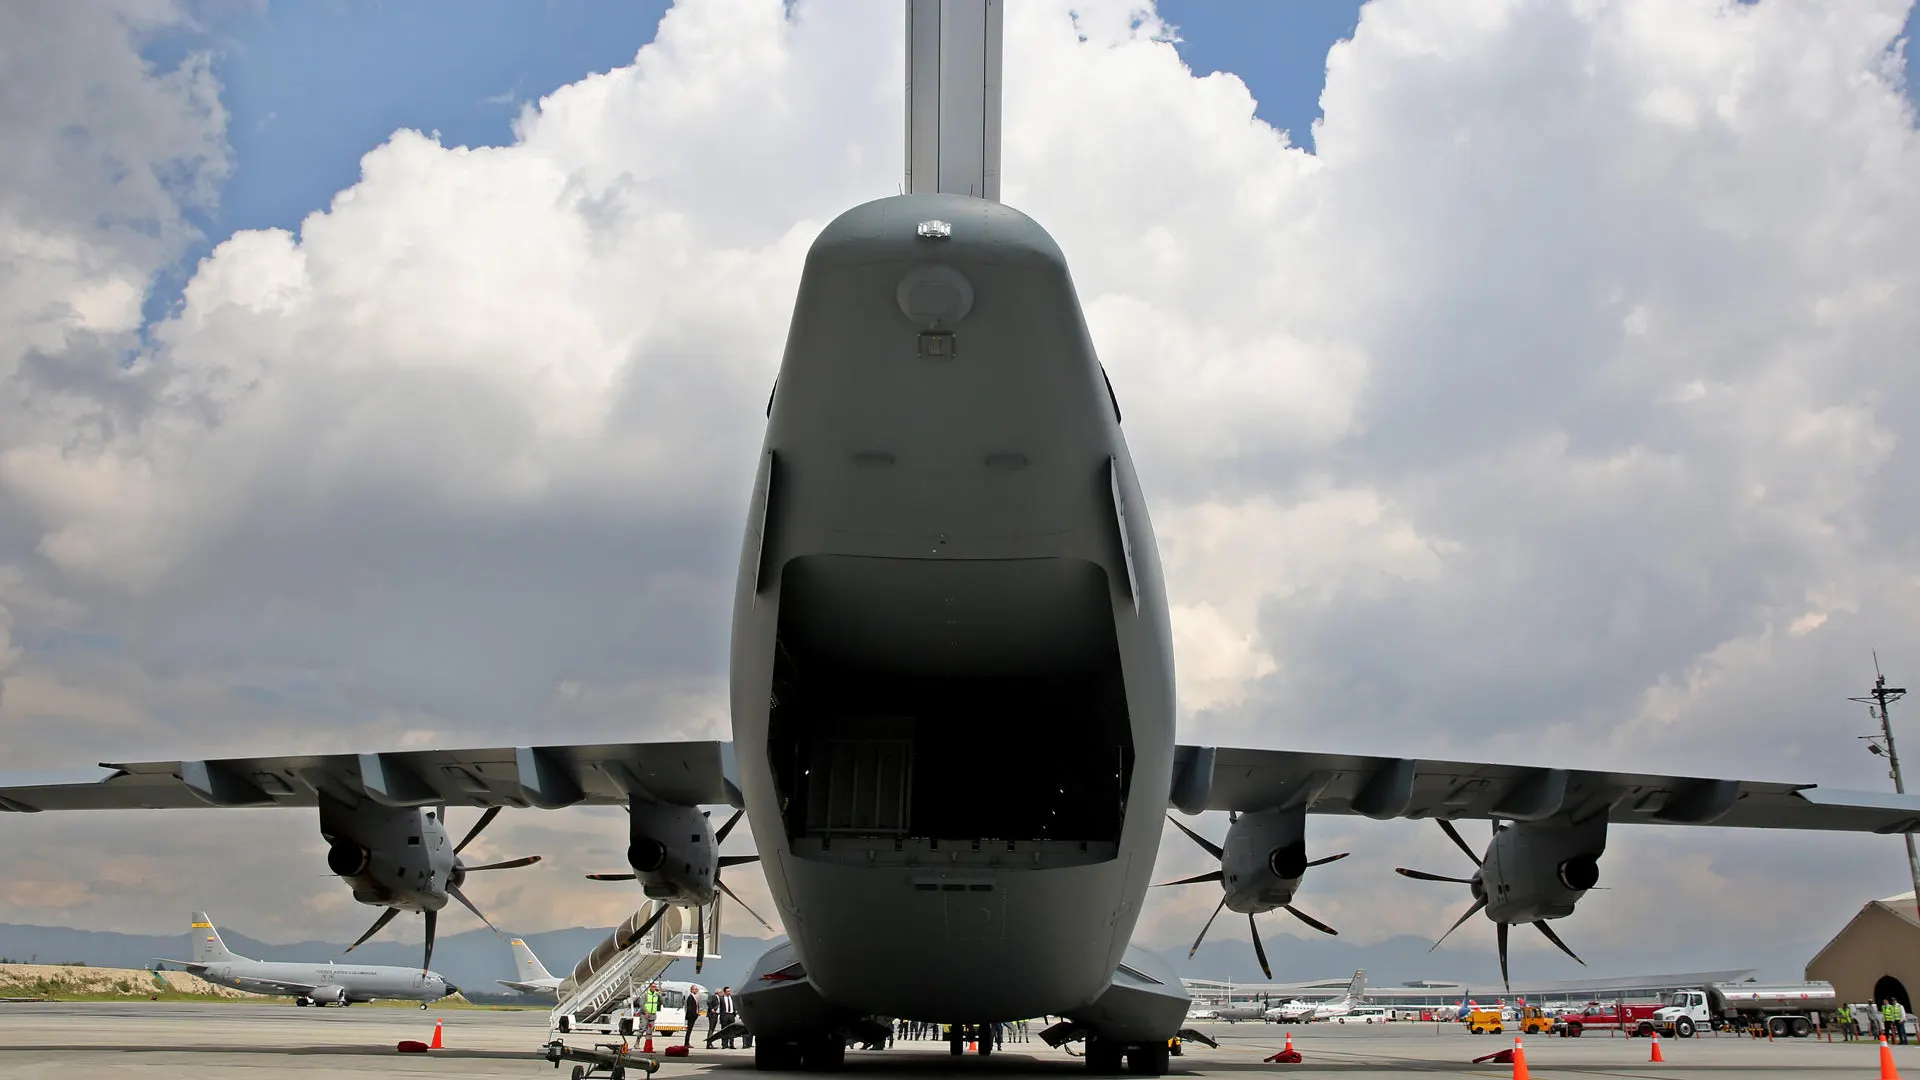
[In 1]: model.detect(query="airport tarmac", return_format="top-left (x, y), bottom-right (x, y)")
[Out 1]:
top-left (0, 1005), bottom-right (1913, 1078)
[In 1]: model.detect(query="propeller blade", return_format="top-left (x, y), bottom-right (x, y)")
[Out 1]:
top-left (696, 902), bottom-right (707, 974)
top-left (717, 880), bottom-right (775, 932)
top-left (447, 884), bottom-right (500, 935)
top-left (1165, 815), bottom-right (1225, 860)
top-left (1152, 870), bottom-right (1225, 888)
top-left (423, 909), bottom-right (438, 973)
top-left (344, 907), bottom-right (401, 954)
top-left (1188, 898), bottom-right (1227, 959)
top-left (718, 854), bottom-right (761, 868)
top-left (454, 806), bottom-right (502, 854)
top-left (1283, 905), bottom-right (1338, 936)
top-left (1438, 819), bottom-right (1483, 866)
top-left (714, 808), bottom-right (746, 845)
top-left (1248, 913), bottom-right (1272, 981)
top-left (1497, 920), bottom-right (1510, 992)
top-left (461, 855), bottom-right (542, 872)
top-left (585, 872), bottom-right (638, 881)
top-left (628, 902), bottom-right (672, 945)
top-left (1395, 867), bottom-right (1477, 884)
top-left (1428, 896), bottom-right (1488, 952)
top-left (1306, 851), bottom-right (1351, 868)
top-left (1533, 921), bottom-right (1585, 966)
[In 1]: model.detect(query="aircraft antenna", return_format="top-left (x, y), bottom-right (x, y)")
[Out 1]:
top-left (1852, 653), bottom-right (1917, 924)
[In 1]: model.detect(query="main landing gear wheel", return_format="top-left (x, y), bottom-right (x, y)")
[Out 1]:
top-left (754, 1039), bottom-right (805, 1071)
top-left (572, 1067), bottom-right (586, 1080)
top-left (1085, 1039), bottom-right (1124, 1074)
top-left (1126, 1043), bottom-right (1170, 1076)
top-left (804, 1036), bottom-right (846, 1070)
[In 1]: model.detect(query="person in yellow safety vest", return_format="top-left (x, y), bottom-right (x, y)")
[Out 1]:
top-left (1838, 1004), bottom-right (1854, 1042)
top-left (644, 983), bottom-right (663, 1036)
top-left (1885, 1001), bottom-right (1907, 1045)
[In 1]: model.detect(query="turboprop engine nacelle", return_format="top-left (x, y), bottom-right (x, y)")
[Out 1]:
top-left (319, 792), bottom-right (452, 913)
top-left (1221, 807), bottom-right (1310, 913)
top-left (1479, 815), bottom-right (1608, 923)
top-left (627, 800), bottom-right (718, 905)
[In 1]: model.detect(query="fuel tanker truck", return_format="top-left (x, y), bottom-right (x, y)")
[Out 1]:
top-left (1649, 982), bottom-right (1839, 1038)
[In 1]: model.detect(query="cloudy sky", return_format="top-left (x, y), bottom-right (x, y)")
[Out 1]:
top-left (5, 0), bottom-right (1920, 984)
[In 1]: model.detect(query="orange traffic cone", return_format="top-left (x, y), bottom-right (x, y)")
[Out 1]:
top-left (1263, 1031), bottom-right (1303, 1063)
top-left (1882, 1034), bottom-right (1902, 1080)
top-left (1650, 1032), bottom-right (1663, 1062)
top-left (967, 1038), bottom-right (977, 1053)
top-left (642, 1035), bottom-right (654, 1054)
top-left (429, 1019), bottom-right (443, 1049)
top-left (1511, 1036), bottom-right (1530, 1080)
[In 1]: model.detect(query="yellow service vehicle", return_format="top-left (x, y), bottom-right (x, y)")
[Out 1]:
top-left (1519, 1007), bottom-right (1556, 1035)
top-left (1464, 1009), bottom-right (1505, 1035)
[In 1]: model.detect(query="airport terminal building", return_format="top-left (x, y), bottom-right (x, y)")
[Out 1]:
top-left (1182, 971), bottom-right (1756, 1011)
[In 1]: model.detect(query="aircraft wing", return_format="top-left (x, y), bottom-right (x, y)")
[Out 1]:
top-left (1172, 745), bottom-right (1920, 831)
top-left (0, 742), bottom-right (740, 813)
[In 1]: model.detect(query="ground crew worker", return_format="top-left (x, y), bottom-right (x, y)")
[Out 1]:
top-left (644, 982), bottom-right (662, 1037)
top-left (1838, 1003), bottom-right (1854, 1041)
top-left (1885, 1001), bottom-right (1905, 1045)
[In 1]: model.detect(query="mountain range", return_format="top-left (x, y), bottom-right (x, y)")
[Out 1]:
top-left (0, 917), bottom-right (1822, 1003)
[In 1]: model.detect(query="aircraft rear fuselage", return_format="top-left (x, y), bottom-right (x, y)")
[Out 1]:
top-left (730, 193), bottom-right (1176, 1023)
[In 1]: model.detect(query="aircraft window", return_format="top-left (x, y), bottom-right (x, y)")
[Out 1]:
top-left (407, 836), bottom-right (421, 846)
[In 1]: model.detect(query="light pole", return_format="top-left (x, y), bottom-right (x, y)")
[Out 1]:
top-left (1853, 653), bottom-right (1917, 924)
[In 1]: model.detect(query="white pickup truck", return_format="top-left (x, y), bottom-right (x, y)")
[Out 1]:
top-left (1650, 983), bottom-right (1837, 1038)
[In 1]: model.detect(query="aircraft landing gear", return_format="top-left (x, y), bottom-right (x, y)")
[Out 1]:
top-left (1085, 1039), bottom-right (1124, 1074)
top-left (1126, 1043), bottom-right (1170, 1076)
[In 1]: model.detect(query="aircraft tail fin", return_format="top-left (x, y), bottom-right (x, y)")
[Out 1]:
top-left (1347, 968), bottom-right (1366, 1001)
top-left (189, 912), bottom-right (242, 963)
top-left (510, 938), bottom-right (555, 983)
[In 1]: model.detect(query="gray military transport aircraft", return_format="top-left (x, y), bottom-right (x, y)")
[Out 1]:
top-left (155, 912), bottom-right (458, 1008)
top-left (8, 2), bottom-right (1920, 1075)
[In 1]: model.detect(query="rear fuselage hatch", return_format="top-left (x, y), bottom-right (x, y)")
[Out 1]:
top-left (769, 553), bottom-right (1131, 867)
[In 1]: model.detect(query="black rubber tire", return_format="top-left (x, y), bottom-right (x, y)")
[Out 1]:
top-left (1791, 1017), bottom-right (1811, 1038)
top-left (1086, 1040), bottom-right (1124, 1074)
top-left (1677, 1017), bottom-right (1696, 1038)
top-left (611, 1068), bottom-right (625, 1080)
top-left (1126, 1044), bottom-right (1171, 1076)
top-left (950, 1037), bottom-right (963, 1057)
top-left (572, 1067), bottom-right (585, 1080)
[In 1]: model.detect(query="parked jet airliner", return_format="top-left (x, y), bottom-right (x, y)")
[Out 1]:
top-left (156, 913), bottom-right (457, 1008)
top-left (8, 2), bottom-right (1920, 1075)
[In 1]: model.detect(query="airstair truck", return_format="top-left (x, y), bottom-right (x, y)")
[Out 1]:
top-left (1650, 982), bottom-right (1838, 1038)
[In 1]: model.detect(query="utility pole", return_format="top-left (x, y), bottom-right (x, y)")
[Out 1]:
top-left (1852, 653), bottom-right (1918, 924)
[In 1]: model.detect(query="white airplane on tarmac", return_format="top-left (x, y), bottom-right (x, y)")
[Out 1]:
top-left (1265, 971), bottom-right (1365, 1023)
top-left (8, 2), bottom-right (1920, 1075)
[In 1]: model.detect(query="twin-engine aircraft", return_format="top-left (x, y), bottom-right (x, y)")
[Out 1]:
top-left (7, 2), bottom-right (1920, 1075)
top-left (155, 912), bottom-right (458, 1008)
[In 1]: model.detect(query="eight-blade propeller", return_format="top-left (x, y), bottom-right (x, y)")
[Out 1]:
top-left (1393, 819), bottom-right (1584, 990)
top-left (1154, 814), bottom-right (1348, 980)
top-left (584, 807), bottom-right (772, 973)
top-left (344, 805), bottom-right (542, 973)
